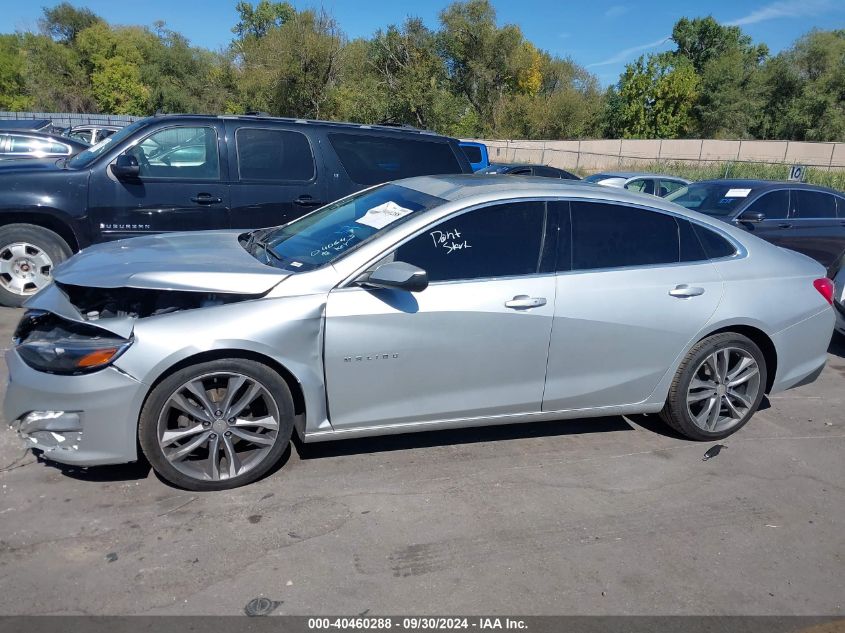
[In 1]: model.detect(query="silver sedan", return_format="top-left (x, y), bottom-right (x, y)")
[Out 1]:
top-left (5, 176), bottom-right (835, 490)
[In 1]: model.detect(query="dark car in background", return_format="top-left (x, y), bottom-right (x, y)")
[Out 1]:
top-left (0, 119), bottom-right (61, 134)
top-left (0, 131), bottom-right (89, 162)
top-left (0, 113), bottom-right (472, 306)
top-left (479, 163), bottom-right (580, 180)
top-left (667, 179), bottom-right (845, 281)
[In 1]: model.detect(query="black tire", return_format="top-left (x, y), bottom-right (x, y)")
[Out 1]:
top-left (659, 332), bottom-right (767, 441)
top-left (0, 223), bottom-right (72, 307)
top-left (139, 358), bottom-right (295, 491)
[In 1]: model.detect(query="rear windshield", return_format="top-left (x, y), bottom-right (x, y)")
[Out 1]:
top-left (461, 144), bottom-right (483, 163)
top-left (667, 183), bottom-right (758, 217)
top-left (328, 133), bottom-right (462, 185)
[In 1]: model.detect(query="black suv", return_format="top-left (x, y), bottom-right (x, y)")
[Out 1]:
top-left (0, 114), bottom-right (471, 306)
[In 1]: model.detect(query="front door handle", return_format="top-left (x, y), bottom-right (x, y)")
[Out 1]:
top-left (190, 193), bottom-right (222, 205)
top-left (778, 223), bottom-right (792, 229)
top-left (505, 295), bottom-right (547, 309)
top-left (669, 284), bottom-right (705, 298)
top-left (294, 195), bottom-right (324, 207)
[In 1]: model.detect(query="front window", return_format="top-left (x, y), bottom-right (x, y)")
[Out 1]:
top-left (68, 120), bottom-right (146, 168)
top-left (259, 183), bottom-right (445, 272)
top-left (128, 126), bottom-right (219, 179)
top-left (667, 183), bottom-right (758, 217)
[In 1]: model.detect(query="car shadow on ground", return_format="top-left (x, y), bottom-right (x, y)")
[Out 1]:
top-left (293, 415), bottom-right (637, 460)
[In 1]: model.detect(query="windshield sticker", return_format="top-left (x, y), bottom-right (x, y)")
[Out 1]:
top-left (289, 261), bottom-right (303, 268)
top-left (356, 201), bottom-right (413, 230)
top-left (310, 228), bottom-right (357, 258)
top-left (430, 228), bottom-right (472, 254)
top-left (724, 188), bottom-right (752, 197)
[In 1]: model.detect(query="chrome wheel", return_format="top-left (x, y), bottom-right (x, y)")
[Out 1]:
top-left (0, 242), bottom-right (54, 296)
top-left (686, 347), bottom-right (761, 433)
top-left (157, 372), bottom-right (281, 482)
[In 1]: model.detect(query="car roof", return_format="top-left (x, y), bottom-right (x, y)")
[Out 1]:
top-left (693, 179), bottom-right (842, 195)
top-left (591, 171), bottom-right (687, 180)
top-left (0, 119), bottom-right (52, 130)
top-left (1, 131), bottom-right (89, 147)
top-left (141, 113), bottom-right (451, 138)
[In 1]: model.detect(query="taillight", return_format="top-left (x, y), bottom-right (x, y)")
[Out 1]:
top-left (813, 278), bottom-right (834, 305)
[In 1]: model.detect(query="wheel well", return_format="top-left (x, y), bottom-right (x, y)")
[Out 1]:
top-left (0, 213), bottom-right (80, 252)
top-left (707, 325), bottom-right (777, 393)
top-left (143, 349), bottom-right (307, 417)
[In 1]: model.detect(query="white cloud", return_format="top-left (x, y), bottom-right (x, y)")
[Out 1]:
top-left (587, 36), bottom-right (670, 67)
top-left (726, 0), bottom-right (834, 26)
top-left (605, 5), bottom-right (629, 18)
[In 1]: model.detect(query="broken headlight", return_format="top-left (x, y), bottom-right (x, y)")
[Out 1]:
top-left (13, 310), bottom-right (133, 375)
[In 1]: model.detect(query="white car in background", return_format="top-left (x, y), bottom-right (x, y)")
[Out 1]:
top-left (584, 171), bottom-right (690, 197)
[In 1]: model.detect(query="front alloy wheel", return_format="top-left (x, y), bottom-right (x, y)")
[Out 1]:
top-left (140, 359), bottom-right (294, 490)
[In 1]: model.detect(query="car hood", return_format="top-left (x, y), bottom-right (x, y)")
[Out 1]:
top-left (53, 230), bottom-right (289, 294)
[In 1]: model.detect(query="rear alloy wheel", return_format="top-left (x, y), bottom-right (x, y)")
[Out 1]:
top-left (139, 359), bottom-right (294, 490)
top-left (0, 224), bottom-right (72, 307)
top-left (660, 333), bottom-right (767, 440)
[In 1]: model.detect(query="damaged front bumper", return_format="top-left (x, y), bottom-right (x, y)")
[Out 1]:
top-left (4, 349), bottom-right (146, 465)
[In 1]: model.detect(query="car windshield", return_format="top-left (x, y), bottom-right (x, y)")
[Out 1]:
top-left (67, 120), bottom-right (146, 168)
top-left (666, 183), bottom-right (758, 217)
top-left (258, 183), bottom-right (445, 272)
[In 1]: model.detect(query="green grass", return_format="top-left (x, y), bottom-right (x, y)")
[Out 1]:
top-left (579, 161), bottom-right (845, 191)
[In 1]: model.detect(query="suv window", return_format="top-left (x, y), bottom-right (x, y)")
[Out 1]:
top-left (128, 126), bottom-right (219, 180)
top-left (236, 128), bottom-right (315, 181)
top-left (461, 145), bottom-right (483, 163)
top-left (744, 190), bottom-right (789, 220)
top-left (570, 201), bottom-right (679, 270)
top-left (393, 201), bottom-right (546, 282)
top-left (328, 133), bottom-right (462, 186)
top-left (792, 190), bottom-right (837, 219)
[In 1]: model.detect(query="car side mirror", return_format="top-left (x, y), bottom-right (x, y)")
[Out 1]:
top-left (111, 154), bottom-right (140, 179)
top-left (739, 211), bottom-right (766, 223)
top-left (358, 261), bottom-right (429, 293)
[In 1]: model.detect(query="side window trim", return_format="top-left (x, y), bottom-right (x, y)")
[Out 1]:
top-left (122, 124), bottom-right (221, 181)
top-left (233, 126), bottom-right (317, 183)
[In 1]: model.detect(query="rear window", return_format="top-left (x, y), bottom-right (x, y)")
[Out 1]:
top-left (461, 145), bottom-right (483, 163)
top-left (691, 223), bottom-right (737, 259)
top-left (328, 133), bottom-right (462, 185)
top-left (236, 128), bottom-right (315, 181)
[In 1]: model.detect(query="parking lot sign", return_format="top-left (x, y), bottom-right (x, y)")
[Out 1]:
top-left (788, 164), bottom-right (805, 182)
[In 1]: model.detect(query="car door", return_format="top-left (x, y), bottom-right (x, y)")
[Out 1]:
top-left (731, 189), bottom-right (794, 250)
top-left (542, 200), bottom-right (724, 412)
top-left (780, 189), bottom-right (844, 272)
top-left (226, 124), bottom-right (328, 229)
top-left (323, 200), bottom-right (557, 430)
top-left (88, 123), bottom-right (229, 241)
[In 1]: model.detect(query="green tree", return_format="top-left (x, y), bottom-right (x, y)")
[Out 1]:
top-left (0, 34), bottom-right (33, 110)
top-left (232, 0), bottom-right (294, 41)
top-left (671, 16), bottom-right (767, 73)
top-left (39, 2), bottom-right (102, 43)
top-left (617, 53), bottom-right (699, 138)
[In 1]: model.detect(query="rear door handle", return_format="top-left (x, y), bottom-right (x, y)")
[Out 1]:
top-left (294, 195), bottom-right (324, 207)
top-left (778, 223), bottom-right (792, 229)
top-left (190, 193), bottom-right (222, 205)
top-left (669, 285), bottom-right (705, 298)
top-left (505, 295), bottom-right (547, 309)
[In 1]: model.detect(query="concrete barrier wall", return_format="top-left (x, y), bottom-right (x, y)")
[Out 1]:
top-left (475, 138), bottom-right (845, 172)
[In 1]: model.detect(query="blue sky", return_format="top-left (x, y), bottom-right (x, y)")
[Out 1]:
top-left (5, 0), bottom-right (844, 84)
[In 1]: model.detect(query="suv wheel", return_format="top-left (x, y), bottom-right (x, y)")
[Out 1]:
top-left (139, 359), bottom-right (295, 491)
top-left (660, 332), bottom-right (767, 440)
top-left (0, 224), bottom-right (72, 307)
